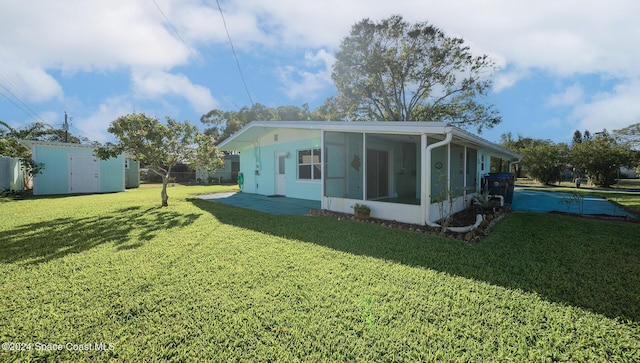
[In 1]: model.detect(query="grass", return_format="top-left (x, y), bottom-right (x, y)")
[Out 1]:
top-left (1, 184), bottom-right (639, 361)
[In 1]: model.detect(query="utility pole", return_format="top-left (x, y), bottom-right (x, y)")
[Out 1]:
top-left (63, 111), bottom-right (69, 143)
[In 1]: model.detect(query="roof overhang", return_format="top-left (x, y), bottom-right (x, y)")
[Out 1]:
top-left (217, 121), bottom-right (520, 161)
top-left (450, 128), bottom-right (521, 161)
top-left (18, 140), bottom-right (138, 160)
top-left (19, 140), bottom-right (97, 149)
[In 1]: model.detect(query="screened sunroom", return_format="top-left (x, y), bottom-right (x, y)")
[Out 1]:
top-left (320, 125), bottom-right (494, 225)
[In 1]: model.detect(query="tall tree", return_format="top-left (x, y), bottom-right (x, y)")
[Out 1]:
top-left (331, 15), bottom-right (500, 132)
top-left (96, 113), bottom-right (223, 206)
top-left (39, 129), bottom-right (91, 144)
top-left (521, 141), bottom-right (569, 185)
top-left (201, 103), bottom-right (312, 144)
top-left (310, 96), bottom-right (349, 121)
top-left (500, 133), bottom-right (553, 178)
top-left (0, 122), bottom-right (48, 189)
top-left (0, 121), bottom-right (90, 156)
top-left (0, 121), bottom-right (26, 158)
top-left (0, 122), bottom-right (51, 157)
top-left (614, 122), bottom-right (640, 149)
top-left (596, 128), bottom-right (610, 138)
top-left (572, 130), bottom-right (583, 144)
top-left (571, 136), bottom-right (634, 187)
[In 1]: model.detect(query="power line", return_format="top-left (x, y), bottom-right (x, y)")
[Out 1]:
top-left (150, 0), bottom-right (246, 111)
top-left (0, 81), bottom-right (49, 126)
top-left (151, 0), bottom-right (189, 48)
top-left (0, 72), bottom-right (30, 108)
top-left (215, 0), bottom-right (255, 107)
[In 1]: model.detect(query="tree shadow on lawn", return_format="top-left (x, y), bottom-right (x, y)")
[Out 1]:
top-left (191, 198), bottom-right (640, 323)
top-left (1, 206), bottom-right (200, 265)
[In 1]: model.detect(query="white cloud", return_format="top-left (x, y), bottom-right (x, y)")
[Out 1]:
top-left (493, 68), bottom-right (530, 93)
top-left (277, 50), bottom-right (335, 100)
top-left (171, 0), bottom-right (274, 48)
top-left (132, 71), bottom-right (217, 114)
top-left (0, 64), bottom-right (63, 103)
top-left (74, 97), bottom-right (135, 143)
top-left (2, 0), bottom-right (640, 78)
top-left (216, 0), bottom-right (637, 73)
top-left (419, 1), bottom-right (640, 78)
top-left (3, 0), bottom-right (640, 142)
top-left (547, 84), bottom-right (585, 107)
top-left (0, 1), bottom-right (193, 72)
top-left (570, 79), bottom-right (640, 133)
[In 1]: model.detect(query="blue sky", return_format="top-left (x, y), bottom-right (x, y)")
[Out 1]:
top-left (2, 0), bottom-right (640, 144)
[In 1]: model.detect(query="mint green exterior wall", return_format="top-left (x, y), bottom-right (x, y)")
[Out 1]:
top-left (0, 157), bottom-right (24, 191)
top-left (238, 128), bottom-right (321, 200)
top-left (237, 129), bottom-right (485, 204)
top-left (125, 158), bottom-right (140, 188)
top-left (32, 144), bottom-right (124, 195)
top-left (99, 155), bottom-right (125, 192)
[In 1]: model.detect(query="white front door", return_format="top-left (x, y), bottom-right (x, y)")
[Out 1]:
top-left (69, 154), bottom-right (99, 193)
top-left (275, 152), bottom-right (286, 196)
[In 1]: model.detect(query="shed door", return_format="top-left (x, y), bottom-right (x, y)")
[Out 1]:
top-left (69, 154), bottom-right (99, 193)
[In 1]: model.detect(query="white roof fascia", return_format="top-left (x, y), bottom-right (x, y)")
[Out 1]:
top-left (217, 121), bottom-right (450, 150)
top-left (217, 120), bottom-right (520, 160)
top-left (450, 128), bottom-right (521, 160)
top-left (18, 140), bottom-right (97, 149)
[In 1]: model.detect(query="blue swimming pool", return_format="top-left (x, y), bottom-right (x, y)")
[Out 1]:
top-left (511, 189), bottom-right (636, 218)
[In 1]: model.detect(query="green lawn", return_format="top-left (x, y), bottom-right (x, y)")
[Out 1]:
top-left (1, 185), bottom-right (639, 361)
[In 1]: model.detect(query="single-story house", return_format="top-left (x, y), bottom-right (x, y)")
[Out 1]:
top-left (195, 153), bottom-right (240, 184)
top-left (218, 121), bottom-right (521, 226)
top-left (620, 166), bottom-right (638, 179)
top-left (19, 140), bottom-right (139, 195)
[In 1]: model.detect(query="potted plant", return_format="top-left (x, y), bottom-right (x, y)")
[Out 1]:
top-left (352, 203), bottom-right (371, 220)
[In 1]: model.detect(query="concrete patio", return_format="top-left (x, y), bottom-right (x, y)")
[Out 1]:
top-left (197, 191), bottom-right (321, 216)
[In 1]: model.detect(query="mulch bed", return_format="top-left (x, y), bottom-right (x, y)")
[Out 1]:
top-left (307, 206), bottom-right (510, 243)
top-left (307, 205), bottom-right (639, 243)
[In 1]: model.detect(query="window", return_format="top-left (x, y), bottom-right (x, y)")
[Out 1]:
top-left (298, 148), bottom-right (321, 180)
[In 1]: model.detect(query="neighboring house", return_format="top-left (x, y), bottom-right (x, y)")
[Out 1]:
top-left (620, 166), bottom-right (638, 179)
top-left (0, 156), bottom-right (24, 191)
top-left (218, 121), bottom-right (521, 225)
top-left (195, 154), bottom-right (240, 184)
top-left (19, 140), bottom-right (136, 195)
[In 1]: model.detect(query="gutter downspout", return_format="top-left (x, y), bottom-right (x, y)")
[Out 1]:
top-left (424, 128), bottom-right (486, 233)
top-left (424, 128), bottom-right (453, 226)
top-left (509, 157), bottom-right (522, 174)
